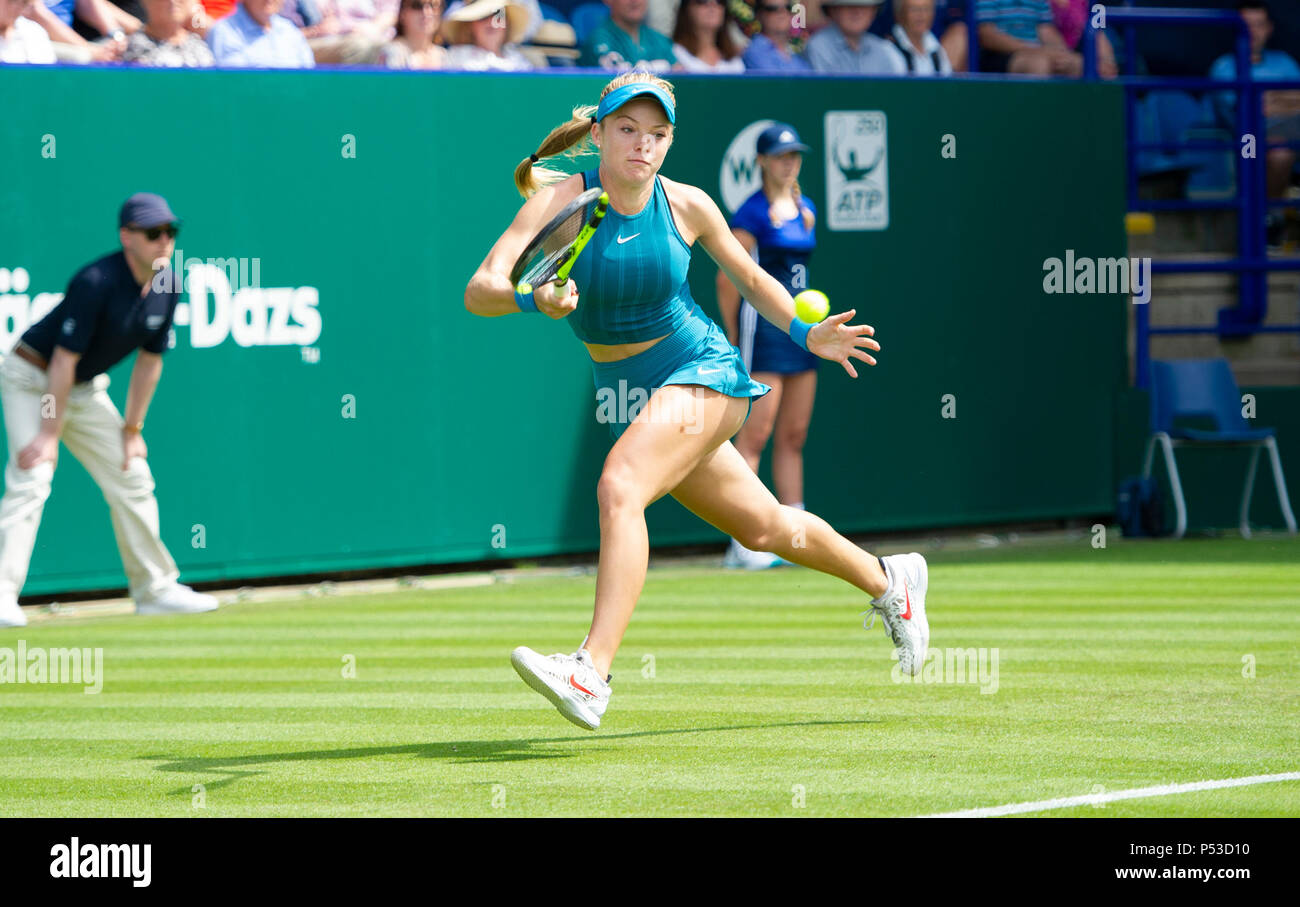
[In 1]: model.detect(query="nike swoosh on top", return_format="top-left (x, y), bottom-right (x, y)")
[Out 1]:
top-left (698, 367), bottom-right (723, 375)
top-left (569, 674), bottom-right (597, 697)
top-left (616, 233), bottom-right (640, 244)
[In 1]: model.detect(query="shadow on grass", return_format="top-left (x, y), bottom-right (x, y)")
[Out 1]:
top-left (142, 718), bottom-right (878, 794)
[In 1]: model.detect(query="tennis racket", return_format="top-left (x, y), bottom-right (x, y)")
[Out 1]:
top-left (510, 187), bottom-right (610, 294)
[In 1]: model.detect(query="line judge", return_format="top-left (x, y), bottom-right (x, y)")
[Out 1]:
top-left (0, 193), bottom-right (218, 627)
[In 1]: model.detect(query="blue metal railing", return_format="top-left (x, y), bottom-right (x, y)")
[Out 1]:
top-left (1078, 6), bottom-right (1300, 388)
top-left (965, 2), bottom-right (979, 73)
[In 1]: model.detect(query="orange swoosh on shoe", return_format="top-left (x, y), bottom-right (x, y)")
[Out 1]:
top-left (570, 674), bottom-right (597, 697)
top-left (900, 583), bottom-right (912, 621)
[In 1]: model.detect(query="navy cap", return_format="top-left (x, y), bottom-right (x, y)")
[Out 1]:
top-left (756, 123), bottom-right (810, 156)
top-left (119, 192), bottom-right (180, 229)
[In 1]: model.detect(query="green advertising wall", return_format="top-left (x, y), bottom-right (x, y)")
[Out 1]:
top-left (0, 68), bottom-right (1130, 595)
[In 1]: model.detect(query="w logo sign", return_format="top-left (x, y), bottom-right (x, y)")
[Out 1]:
top-left (719, 119), bottom-right (777, 214)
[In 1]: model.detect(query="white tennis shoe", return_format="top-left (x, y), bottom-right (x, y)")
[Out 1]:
top-left (0, 595), bottom-right (27, 628)
top-left (862, 552), bottom-right (930, 675)
top-left (511, 646), bottom-right (611, 730)
top-left (135, 584), bottom-right (219, 616)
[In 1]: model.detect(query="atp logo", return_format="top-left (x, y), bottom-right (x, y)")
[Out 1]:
top-left (825, 111), bottom-right (889, 231)
top-left (719, 119), bottom-right (778, 214)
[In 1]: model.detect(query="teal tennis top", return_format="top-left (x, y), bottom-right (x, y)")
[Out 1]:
top-left (566, 167), bottom-right (695, 345)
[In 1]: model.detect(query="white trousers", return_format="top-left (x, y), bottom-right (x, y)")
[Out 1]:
top-left (0, 353), bottom-right (179, 601)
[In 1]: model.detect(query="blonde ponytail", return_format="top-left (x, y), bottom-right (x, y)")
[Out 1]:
top-left (793, 179), bottom-right (815, 231)
top-left (515, 105), bottom-right (599, 199)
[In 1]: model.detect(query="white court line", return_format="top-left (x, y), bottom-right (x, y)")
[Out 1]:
top-left (921, 772), bottom-right (1300, 818)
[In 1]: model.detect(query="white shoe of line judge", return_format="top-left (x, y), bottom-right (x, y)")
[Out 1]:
top-left (723, 538), bottom-right (782, 570)
top-left (0, 595), bottom-right (27, 628)
top-left (0, 585), bottom-right (217, 626)
top-left (135, 583), bottom-right (219, 616)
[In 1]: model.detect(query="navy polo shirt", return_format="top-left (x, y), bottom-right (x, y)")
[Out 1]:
top-left (731, 189), bottom-right (817, 295)
top-left (20, 251), bottom-right (178, 383)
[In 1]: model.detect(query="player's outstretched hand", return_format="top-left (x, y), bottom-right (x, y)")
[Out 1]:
top-left (535, 279), bottom-right (579, 320)
top-left (807, 309), bottom-right (880, 378)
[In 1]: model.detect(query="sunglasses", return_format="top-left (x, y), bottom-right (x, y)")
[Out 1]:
top-left (129, 224), bottom-right (178, 240)
top-left (690, 0), bottom-right (722, 5)
top-left (760, 3), bottom-right (794, 12)
top-left (405, 1), bottom-right (439, 9)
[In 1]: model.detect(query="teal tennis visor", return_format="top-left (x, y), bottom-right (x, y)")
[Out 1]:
top-left (595, 83), bottom-right (676, 125)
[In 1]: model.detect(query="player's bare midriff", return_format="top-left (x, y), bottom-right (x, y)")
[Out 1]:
top-left (583, 335), bottom-right (671, 362)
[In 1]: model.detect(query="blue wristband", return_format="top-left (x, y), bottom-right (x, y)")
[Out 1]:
top-left (515, 283), bottom-right (538, 313)
top-left (789, 317), bottom-right (813, 352)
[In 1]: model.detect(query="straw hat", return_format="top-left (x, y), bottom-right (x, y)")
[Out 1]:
top-left (441, 0), bottom-right (528, 46)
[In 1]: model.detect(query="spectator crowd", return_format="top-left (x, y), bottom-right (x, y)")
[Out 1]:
top-left (0, 0), bottom-right (1295, 94)
top-left (0, 0), bottom-right (1138, 75)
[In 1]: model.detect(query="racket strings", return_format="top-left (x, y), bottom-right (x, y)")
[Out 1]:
top-left (540, 204), bottom-right (592, 256)
top-left (523, 201), bottom-right (595, 285)
top-left (525, 245), bottom-right (576, 286)
top-left (511, 188), bottom-right (605, 287)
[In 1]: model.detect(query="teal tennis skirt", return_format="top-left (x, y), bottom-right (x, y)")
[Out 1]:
top-left (590, 306), bottom-right (771, 440)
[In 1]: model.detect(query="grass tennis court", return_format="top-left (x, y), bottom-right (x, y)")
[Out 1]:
top-left (1, 535), bottom-right (1296, 817)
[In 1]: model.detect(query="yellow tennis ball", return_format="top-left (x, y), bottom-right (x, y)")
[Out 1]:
top-left (794, 290), bottom-right (830, 323)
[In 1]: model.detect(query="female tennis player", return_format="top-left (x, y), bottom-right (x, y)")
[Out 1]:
top-left (464, 72), bottom-right (930, 730)
top-left (717, 122), bottom-right (819, 571)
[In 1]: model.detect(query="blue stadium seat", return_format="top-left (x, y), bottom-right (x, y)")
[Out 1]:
top-left (1134, 94), bottom-right (1182, 177)
top-left (1135, 91), bottom-right (1235, 199)
top-left (1143, 358), bottom-right (1297, 538)
top-left (538, 3), bottom-right (567, 22)
top-left (570, 2), bottom-right (609, 45)
top-left (1183, 120), bottom-right (1235, 200)
top-left (1152, 91), bottom-right (1234, 200)
top-left (1151, 91), bottom-right (1209, 147)
top-left (539, 0), bottom-right (587, 16)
